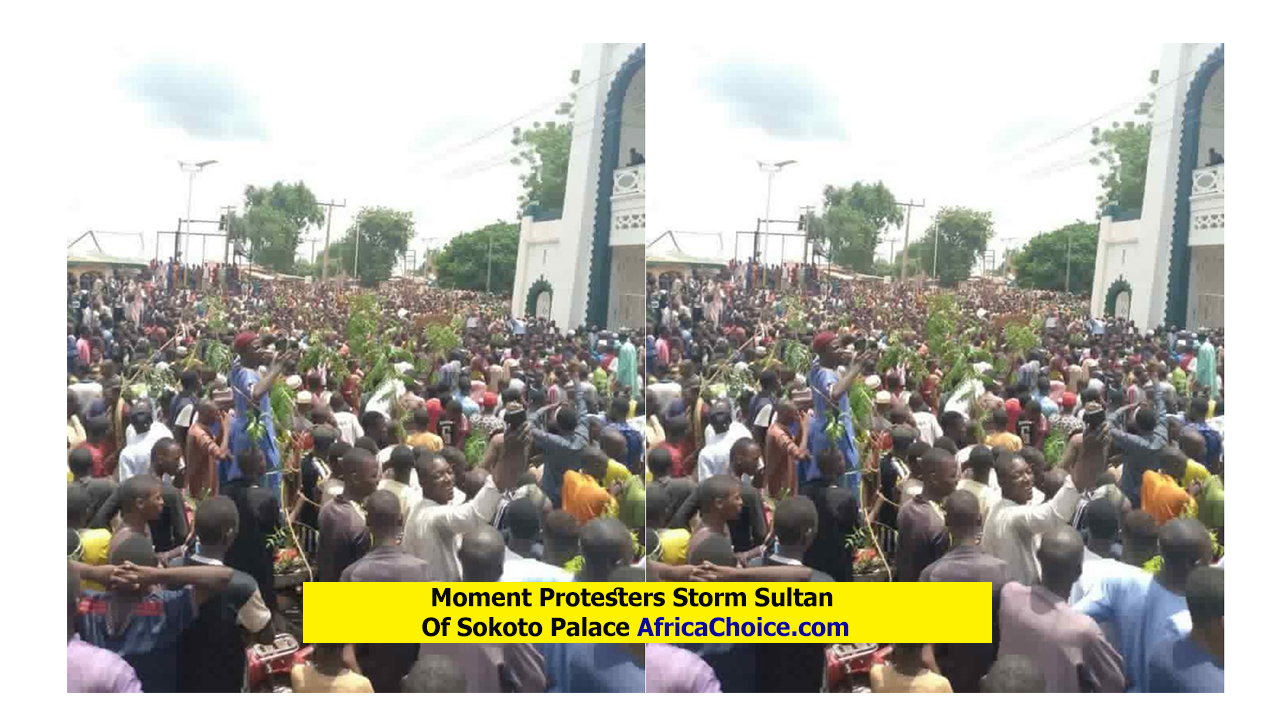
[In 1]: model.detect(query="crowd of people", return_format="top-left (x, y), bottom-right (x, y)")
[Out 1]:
top-left (643, 266), bottom-right (1224, 693)
top-left (67, 266), bottom-right (650, 693)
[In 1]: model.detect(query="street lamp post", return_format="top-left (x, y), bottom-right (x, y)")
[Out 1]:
top-left (177, 160), bottom-right (217, 261)
top-left (757, 160), bottom-right (796, 264)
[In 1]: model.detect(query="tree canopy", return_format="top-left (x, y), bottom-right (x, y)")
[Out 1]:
top-left (811, 181), bottom-right (903, 272)
top-left (1090, 69), bottom-right (1157, 216)
top-left (433, 221), bottom-right (519, 294)
top-left (901, 207), bottom-right (995, 287)
top-left (324, 206), bottom-right (415, 287)
top-left (511, 70), bottom-right (578, 217)
top-left (1011, 220), bottom-right (1098, 293)
top-left (227, 181), bottom-right (324, 273)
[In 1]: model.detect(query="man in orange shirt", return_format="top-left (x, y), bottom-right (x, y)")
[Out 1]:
top-left (562, 447), bottom-right (615, 524)
top-left (184, 401), bottom-right (231, 499)
top-left (763, 401), bottom-right (809, 500)
top-left (1141, 446), bottom-right (1196, 525)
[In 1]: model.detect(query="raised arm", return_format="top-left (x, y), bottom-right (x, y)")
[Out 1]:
top-left (432, 480), bottom-right (501, 534)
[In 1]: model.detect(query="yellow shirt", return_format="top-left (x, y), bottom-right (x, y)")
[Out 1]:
top-left (78, 528), bottom-right (112, 591)
top-left (870, 663), bottom-right (953, 693)
top-left (290, 665), bottom-right (374, 693)
top-left (406, 431), bottom-right (444, 452)
top-left (985, 432), bottom-right (1023, 453)
top-left (605, 459), bottom-right (631, 488)
top-left (1182, 459), bottom-right (1210, 488)
top-left (657, 528), bottom-right (691, 565)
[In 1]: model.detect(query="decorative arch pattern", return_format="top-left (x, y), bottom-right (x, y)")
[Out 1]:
top-left (1165, 44), bottom-right (1224, 327)
top-left (525, 277), bottom-right (553, 318)
top-left (584, 44), bottom-right (645, 329)
top-left (1105, 277), bottom-right (1133, 318)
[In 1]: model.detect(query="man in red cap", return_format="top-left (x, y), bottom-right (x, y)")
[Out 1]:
top-left (802, 331), bottom-right (862, 499)
top-left (471, 392), bottom-right (504, 443)
top-left (225, 331), bottom-right (294, 498)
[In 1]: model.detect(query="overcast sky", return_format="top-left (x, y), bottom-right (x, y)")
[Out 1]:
top-left (646, 42), bottom-right (1167, 265)
top-left (31, 18), bottom-right (580, 265)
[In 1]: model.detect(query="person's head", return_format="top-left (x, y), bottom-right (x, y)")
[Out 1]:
top-left (773, 496), bottom-right (819, 552)
top-left (729, 437), bottom-right (761, 477)
top-left (773, 399), bottom-right (799, 426)
top-left (599, 428), bottom-right (627, 465)
top-left (107, 533), bottom-right (160, 596)
top-left (340, 447), bottom-right (380, 501)
top-left (965, 444), bottom-right (995, 480)
top-left (458, 525), bottom-right (507, 582)
top-left (698, 474), bottom-right (743, 524)
top-left (816, 445), bottom-right (846, 482)
top-left (411, 407), bottom-right (433, 433)
top-left (647, 447), bottom-right (673, 479)
top-left (505, 497), bottom-right (541, 545)
top-left (987, 406), bottom-right (1009, 433)
top-left (440, 446), bottom-right (469, 482)
top-left (707, 397), bottom-right (733, 434)
top-left (68, 446), bottom-right (95, 481)
top-left (1158, 445), bottom-right (1189, 479)
top-left (1177, 427), bottom-right (1207, 465)
top-left (919, 447), bottom-right (958, 502)
top-left (119, 473), bottom-right (164, 523)
top-left (1037, 525), bottom-right (1085, 592)
top-left (542, 510), bottom-right (580, 566)
top-left (401, 655), bottom-right (467, 693)
top-left (888, 425), bottom-right (916, 457)
top-left (995, 452), bottom-right (1034, 505)
top-left (364, 489), bottom-right (404, 543)
top-left (1184, 565), bottom-right (1224, 653)
top-left (1186, 396), bottom-right (1209, 423)
top-left (1082, 497), bottom-right (1122, 546)
top-left (553, 402), bottom-right (579, 435)
top-left (688, 532), bottom-right (737, 567)
top-left (579, 446), bottom-right (610, 482)
top-left (981, 655), bottom-right (1046, 693)
top-left (193, 496), bottom-right (240, 549)
top-left (237, 447), bottom-right (266, 482)
top-left (888, 405), bottom-right (913, 427)
top-left (360, 411), bottom-right (390, 448)
top-left (1157, 518), bottom-right (1214, 588)
top-left (386, 445), bottom-right (416, 483)
top-left (1121, 510), bottom-right (1160, 567)
top-left (416, 452), bottom-right (455, 505)
top-left (578, 517), bottom-right (633, 581)
top-left (127, 399), bottom-right (154, 434)
top-left (68, 483), bottom-right (94, 529)
top-left (1133, 403), bottom-right (1158, 434)
top-left (942, 489), bottom-right (983, 542)
top-left (939, 411), bottom-right (966, 443)
top-left (150, 437), bottom-right (182, 477)
top-left (759, 370), bottom-right (779, 395)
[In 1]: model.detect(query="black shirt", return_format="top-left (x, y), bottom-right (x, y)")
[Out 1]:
top-left (919, 545), bottom-right (1010, 692)
top-left (801, 483), bottom-right (860, 583)
top-left (751, 554), bottom-right (830, 692)
top-left (90, 479), bottom-right (189, 552)
top-left (172, 555), bottom-right (269, 692)
top-left (223, 480), bottom-right (282, 610)
top-left (668, 477), bottom-right (768, 553)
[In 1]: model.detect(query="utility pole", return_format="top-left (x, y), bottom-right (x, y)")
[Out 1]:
top-left (353, 220), bottom-right (362, 279)
top-left (799, 204), bottom-right (816, 265)
top-left (317, 199), bottom-right (346, 282)
top-left (220, 205), bottom-right (236, 264)
top-left (896, 198), bottom-right (925, 280)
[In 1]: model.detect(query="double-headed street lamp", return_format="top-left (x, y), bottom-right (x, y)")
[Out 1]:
top-left (178, 159), bottom-right (218, 261)
top-left (758, 160), bottom-right (796, 264)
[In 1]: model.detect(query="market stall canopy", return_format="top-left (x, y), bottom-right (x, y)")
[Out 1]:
top-left (646, 253), bottom-right (729, 267)
top-left (67, 251), bottom-right (149, 268)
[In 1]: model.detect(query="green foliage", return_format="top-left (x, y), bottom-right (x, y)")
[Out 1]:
top-left (812, 181), bottom-right (903, 273)
top-left (434, 222), bottom-right (520, 294)
top-left (229, 181), bottom-right (324, 274)
top-left (269, 381), bottom-right (296, 449)
top-left (903, 207), bottom-right (995, 287)
top-left (1090, 69), bottom-right (1157, 216)
top-left (1042, 427), bottom-right (1067, 467)
top-left (512, 70), bottom-right (578, 216)
top-left (424, 323), bottom-right (461, 355)
top-left (1013, 221), bottom-right (1099, 293)
top-left (333, 206), bottom-right (416, 287)
top-left (463, 432), bottom-right (488, 468)
top-left (1004, 321), bottom-right (1039, 359)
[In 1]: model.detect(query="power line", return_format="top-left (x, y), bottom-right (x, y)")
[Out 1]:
top-left (408, 64), bottom-right (624, 174)
top-left (985, 65), bottom-right (1202, 173)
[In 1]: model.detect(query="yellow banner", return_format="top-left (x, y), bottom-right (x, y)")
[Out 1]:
top-left (303, 582), bottom-right (992, 644)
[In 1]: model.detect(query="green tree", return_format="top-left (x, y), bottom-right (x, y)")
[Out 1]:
top-left (811, 181), bottom-right (903, 272)
top-left (511, 70), bottom-right (578, 217)
top-left (228, 181), bottom-right (324, 273)
top-left (434, 221), bottom-right (519, 294)
top-left (1090, 69), bottom-right (1158, 216)
top-left (902, 207), bottom-right (995, 287)
top-left (1011, 220), bottom-right (1099, 293)
top-left (327, 207), bottom-right (415, 287)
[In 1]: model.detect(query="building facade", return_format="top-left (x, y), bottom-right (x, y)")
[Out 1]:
top-left (511, 43), bottom-right (645, 331)
top-left (1090, 43), bottom-right (1223, 332)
